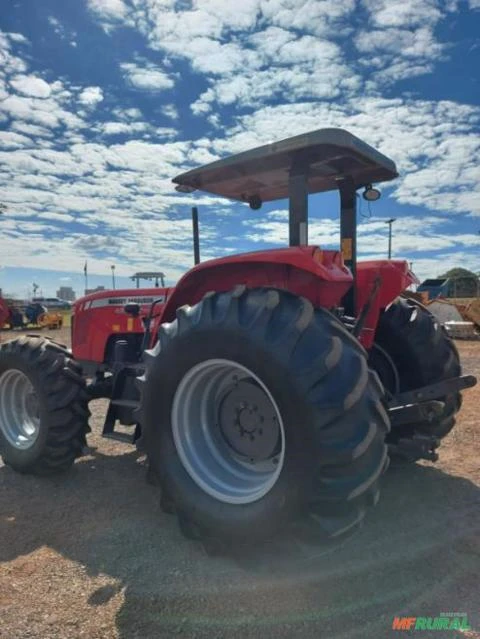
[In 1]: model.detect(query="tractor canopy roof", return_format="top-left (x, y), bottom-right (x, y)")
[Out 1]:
top-left (173, 128), bottom-right (398, 205)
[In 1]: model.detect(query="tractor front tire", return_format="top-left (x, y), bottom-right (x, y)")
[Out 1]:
top-left (138, 287), bottom-right (390, 548)
top-left (0, 336), bottom-right (90, 475)
top-left (372, 297), bottom-right (461, 446)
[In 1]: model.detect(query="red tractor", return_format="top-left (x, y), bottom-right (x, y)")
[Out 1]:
top-left (0, 129), bottom-right (475, 549)
top-left (0, 296), bottom-right (9, 330)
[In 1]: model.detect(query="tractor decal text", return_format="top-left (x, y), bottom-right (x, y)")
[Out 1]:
top-left (89, 295), bottom-right (165, 309)
top-left (392, 614), bottom-right (471, 631)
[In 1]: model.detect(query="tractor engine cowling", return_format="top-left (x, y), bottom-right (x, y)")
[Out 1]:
top-left (71, 287), bottom-right (169, 368)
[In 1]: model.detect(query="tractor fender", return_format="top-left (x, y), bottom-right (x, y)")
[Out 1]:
top-left (355, 260), bottom-right (419, 349)
top-left (158, 246), bottom-right (353, 325)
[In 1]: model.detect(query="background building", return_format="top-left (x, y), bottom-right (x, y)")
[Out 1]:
top-left (85, 286), bottom-right (105, 295)
top-left (57, 286), bottom-right (76, 302)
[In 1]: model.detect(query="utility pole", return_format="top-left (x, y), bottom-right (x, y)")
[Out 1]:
top-left (111, 265), bottom-right (116, 290)
top-left (384, 218), bottom-right (396, 259)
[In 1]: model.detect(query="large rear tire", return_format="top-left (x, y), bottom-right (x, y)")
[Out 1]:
top-left (0, 336), bottom-right (90, 475)
top-left (138, 287), bottom-right (390, 548)
top-left (371, 297), bottom-right (461, 446)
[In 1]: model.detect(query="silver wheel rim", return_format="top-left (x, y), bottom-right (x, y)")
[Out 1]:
top-left (171, 359), bottom-right (285, 505)
top-left (0, 369), bottom-right (40, 450)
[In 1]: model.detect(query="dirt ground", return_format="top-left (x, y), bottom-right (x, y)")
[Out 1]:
top-left (0, 328), bottom-right (479, 639)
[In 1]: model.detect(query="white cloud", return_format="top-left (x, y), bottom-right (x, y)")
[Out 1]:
top-left (162, 103), bottom-right (179, 120)
top-left (47, 16), bottom-right (78, 46)
top-left (0, 131), bottom-right (33, 149)
top-left (396, 253), bottom-right (480, 282)
top-left (260, 0), bottom-right (355, 35)
top-left (193, 0), bottom-right (260, 30)
top-left (191, 62), bottom-right (356, 113)
top-left (78, 86), bottom-right (104, 105)
top-left (7, 32), bottom-right (29, 44)
top-left (368, 60), bottom-right (435, 86)
top-left (1, 95), bottom-right (61, 128)
top-left (87, 0), bottom-right (130, 23)
top-left (75, 234), bottom-right (121, 251)
top-left (38, 211), bottom-right (75, 223)
top-left (355, 27), bottom-right (444, 60)
top-left (10, 74), bottom-right (52, 98)
top-left (48, 16), bottom-right (62, 30)
top-left (111, 106), bottom-right (143, 121)
top-left (116, 0), bottom-right (361, 111)
top-left (361, 0), bottom-right (444, 28)
top-left (80, 0), bottom-right (475, 113)
top-left (11, 121), bottom-right (53, 137)
top-left (0, 33), bottom-right (28, 74)
top-left (121, 61), bottom-right (174, 91)
top-left (102, 121), bottom-right (148, 135)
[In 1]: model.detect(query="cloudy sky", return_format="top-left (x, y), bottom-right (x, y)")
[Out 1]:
top-left (0, 0), bottom-right (479, 298)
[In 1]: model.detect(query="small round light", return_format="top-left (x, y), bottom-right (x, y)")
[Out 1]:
top-left (175, 184), bottom-right (197, 193)
top-left (362, 184), bottom-right (381, 202)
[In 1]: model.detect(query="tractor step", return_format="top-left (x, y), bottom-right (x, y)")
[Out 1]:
top-left (102, 431), bottom-right (135, 444)
top-left (101, 344), bottom-right (142, 444)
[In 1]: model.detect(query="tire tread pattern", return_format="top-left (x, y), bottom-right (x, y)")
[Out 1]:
top-left (374, 297), bottom-right (461, 440)
top-left (139, 288), bottom-right (390, 548)
top-left (0, 336), bottom-right (90, 475)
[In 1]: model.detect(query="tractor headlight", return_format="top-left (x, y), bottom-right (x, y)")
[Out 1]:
top-left (362, 184), bottom-right (381, 201)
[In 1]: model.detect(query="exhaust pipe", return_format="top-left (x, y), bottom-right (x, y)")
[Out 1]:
top-left (192, 206), bottom-right (200, 265)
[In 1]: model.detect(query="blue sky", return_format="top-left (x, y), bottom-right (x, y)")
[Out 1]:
top-left (0, 0), bottom-right (479, 299)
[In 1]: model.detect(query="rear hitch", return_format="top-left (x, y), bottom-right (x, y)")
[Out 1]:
top-left (387, 401), bottom-right (443, 462)
top-left (386, 374), bottom-right (477, 463)
top-left (388, 375), bottom-right (476, 408)
top-left (388, 434), bottom-right (440, 463)
top-left (388, 400), bottom-right (445, 428)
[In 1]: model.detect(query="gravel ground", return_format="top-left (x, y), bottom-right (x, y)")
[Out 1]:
top-left (0, 330), bottom-right (479, 639)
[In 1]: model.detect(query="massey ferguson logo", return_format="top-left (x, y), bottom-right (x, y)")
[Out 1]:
top-left (88, 295), bottom-right (165, 309)
top-left (107, 296), bottom-right (164, 305)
